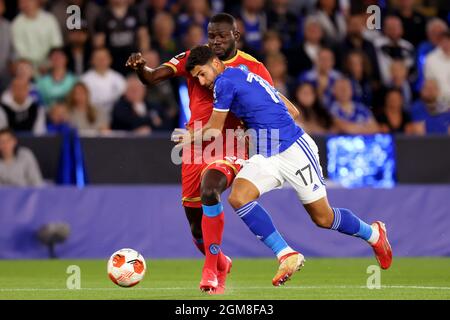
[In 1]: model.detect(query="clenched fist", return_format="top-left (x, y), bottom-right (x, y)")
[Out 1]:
top-left (126, 52), bottom-right (147, 70)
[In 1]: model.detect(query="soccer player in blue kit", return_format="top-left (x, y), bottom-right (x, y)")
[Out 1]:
top-left (181, 45), bottom-right (392, 284)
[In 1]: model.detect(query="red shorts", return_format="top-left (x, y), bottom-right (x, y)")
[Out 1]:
top-left (182, 156), bottom-right (244, 208)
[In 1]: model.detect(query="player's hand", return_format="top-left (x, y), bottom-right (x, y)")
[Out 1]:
top-left (171, 128), bottom-right (192, 147)
top-left (126, 53), bottom-right (146, 70)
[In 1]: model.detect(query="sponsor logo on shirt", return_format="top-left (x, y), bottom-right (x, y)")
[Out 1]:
top-left (170, 58), bottom-right (180, 65)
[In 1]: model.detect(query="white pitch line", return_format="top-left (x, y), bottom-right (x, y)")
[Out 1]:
top-left (1, 285), bottom-right (450, 292)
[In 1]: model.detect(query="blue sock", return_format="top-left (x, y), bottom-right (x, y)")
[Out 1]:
top-left (331, 208), bottom-right (373, 241)
top-left (235, 201), bottom-right (290, 256)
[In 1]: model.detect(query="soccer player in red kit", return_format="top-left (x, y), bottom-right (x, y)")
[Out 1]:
top-left (127, 13), bottom-right (302, 294)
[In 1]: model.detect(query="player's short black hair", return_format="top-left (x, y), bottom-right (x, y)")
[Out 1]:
top-left (186, 45), bottom-right (216, 72)
top-left (209, 13), bottom-right (236, 26)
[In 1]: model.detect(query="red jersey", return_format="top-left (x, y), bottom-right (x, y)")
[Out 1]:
top-left (162, 50), bottom-right (274, 129)
top-left (163, 50), bottom-right (274, 207)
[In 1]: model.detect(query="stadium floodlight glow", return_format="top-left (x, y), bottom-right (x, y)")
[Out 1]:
top-left (327, 134), bottom-right (396, 188)
top-left (178, 81), bottom-right (191, 127)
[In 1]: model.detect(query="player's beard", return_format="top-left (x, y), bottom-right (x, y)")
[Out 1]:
top-left (206, 68), bottom-right (220, 90)
top-left (217, 44), bottom-right (236, 61)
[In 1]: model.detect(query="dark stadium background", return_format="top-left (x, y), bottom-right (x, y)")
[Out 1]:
top-left (0, 0), bottom-right (449, 300)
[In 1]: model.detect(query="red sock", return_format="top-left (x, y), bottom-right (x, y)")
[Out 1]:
top-left (193, 237), bottom-right (228, 271)
top-left (217, 250), bottom-right (227, 272)
top-left (201, 212), bottom-right (224, 274)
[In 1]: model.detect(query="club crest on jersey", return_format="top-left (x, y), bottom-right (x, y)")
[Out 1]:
top-left (237, 64), bottom-right (249, 72)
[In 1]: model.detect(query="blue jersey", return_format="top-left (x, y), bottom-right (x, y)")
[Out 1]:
top-left (329, 101), bottom-right (373, 124)
top-left (213, 67), bottom-right (304, 156)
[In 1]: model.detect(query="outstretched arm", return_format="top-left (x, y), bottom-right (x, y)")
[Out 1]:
top-left (126, 52), bottom-right (174, 85)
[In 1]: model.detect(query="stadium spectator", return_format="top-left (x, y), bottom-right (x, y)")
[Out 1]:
top-left (329, 78), bottom-right (379, 134)
top-left (339, 14), bottom-right (380, 82)
top-left (176, 0), bottom-right (210, 40)
top-left (140, 0), bottom-right (170, 23)
top-left (51, 0), bottom-right (100, 43)
top-left (13, 59), bottom-right (33, 82)
top-left (313, 0), bottom-right (347, 46)
top-left (67, 82), bottom-right (109, 134)
top-left (234, 18), bottom-right (260, 58)
top-left (0, 78), bottom-right (46, 134)
top-left (344, 50), bottom-right (374, 107)
top-left (0, 0), bottom-right (15, 93)
top-left (182, 23), bottom-right (206, 51)
top-left (412, 108), bottom-right (450, 135)
top-left (299, 47), bottom-right (342, 108)
top-left (393, 0), bottom-right (427, 47)
top-left (287, 0), bottom-right (317, 15)
top-left (267, 0), bottom-right (301, 49)
top-left (286, 16), bottom-right (323, 78)
top-left (415, 18), bottom-right (448, 91)
top-left (141, 50), bottom-right (179, 131)
top-left (237, 0), bottom-right (267, 52)
top-left (260, 30), bottom-right (283, 61)
top-left (151, 12), bottom-right (178, 62)
top-left (46, 101), bottom-right (71, 134)
top-left (11, 0), bottom-right (63, 71)
top-left (94, 0), bottom-right (149, 75)
top-left (425, 31), bottom-right (450, 107)
top-left (410, 79), bottom-right (450, 135)
top-left (64, 25), bottom-right (92, 76)
top-left (0, 127), bottom-right (43, 186)
top-left (386, 60), bottom-right (414, 110)
top-left (81, 48), bottom-right (126, 122)
top-left (264, 53), bottom-right (295, 99)
top-left (35, 48), bottom-right (77, 108)
top-left (294, 82), bottom-right (334, 135)
top-left (111, 76), bottom-right (157, 135)
top-left (373, 15), bottom-right (415, 86)
top-left (11, 59), bottom-right (41, 105)
top-left (376, 88), bottom-right (413, 134)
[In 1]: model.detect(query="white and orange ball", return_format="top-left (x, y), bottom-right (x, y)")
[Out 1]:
top-left (107, 248), bottom-right (146, 287)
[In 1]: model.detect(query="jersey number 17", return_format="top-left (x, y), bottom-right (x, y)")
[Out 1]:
top-left (246, 73), bottom-right (280, 103)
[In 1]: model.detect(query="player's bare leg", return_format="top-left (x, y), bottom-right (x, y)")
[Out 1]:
top-left (304, 196), bottom-right (392, 269)
top-left (199, 169), bottom-right (231, 294)
top-left (229, 178), bottom-right (304, 286)
top-left (302, 196), bottom-right (334, 228)
top-left (184, 206), bottom-right (204, 250)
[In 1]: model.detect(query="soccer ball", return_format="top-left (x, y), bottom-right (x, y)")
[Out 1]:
top-left (107, 248), bottom-right (146, 287)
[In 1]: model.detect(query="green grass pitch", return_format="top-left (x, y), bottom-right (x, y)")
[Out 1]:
top-left (1, 258), bottom-right (449, 300)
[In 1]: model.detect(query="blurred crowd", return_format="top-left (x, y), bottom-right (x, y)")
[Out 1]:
top-left (0, 0), bottom-right (449, 137)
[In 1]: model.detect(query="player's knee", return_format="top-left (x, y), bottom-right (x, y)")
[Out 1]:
top-left (200, 187), bottom-right (220, 205)
top-left (228, 192), bottom-right (248, 210)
